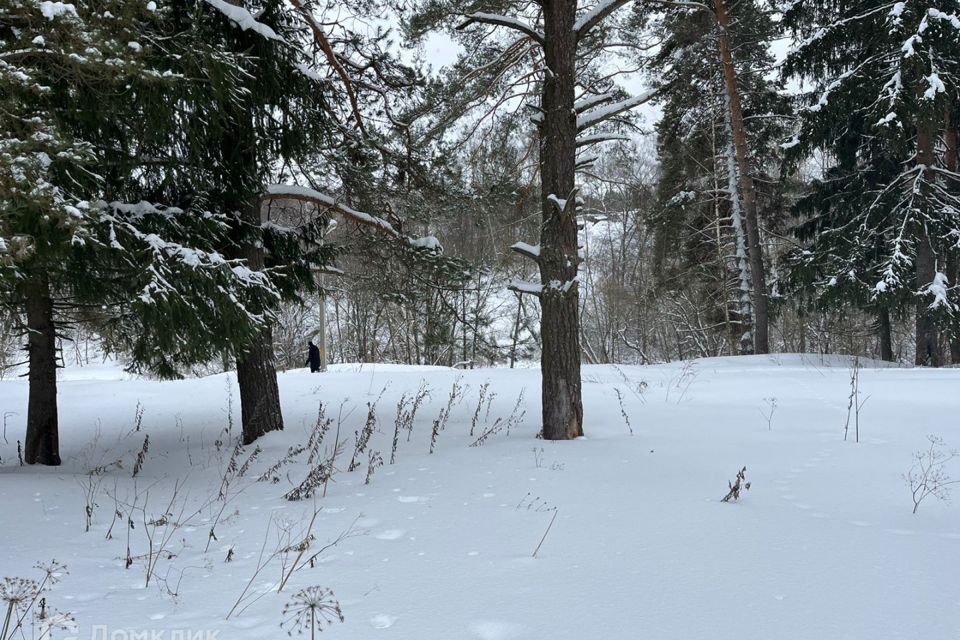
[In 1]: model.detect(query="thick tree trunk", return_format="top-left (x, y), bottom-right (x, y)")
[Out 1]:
top-left (24, 273), bottom-right (61, 466)
top-left (878, 307), bottom-right (894, 362)
top-left (237, 326), bottom-right (284, 445)
top-left (538, 0), bottom-right (583, 440)
top-left (914, 118), bottom-right (941, 366)
top-left (236, 203), bottom-right (284, 444)
top-left (715, 0), bottom-right (769, 354)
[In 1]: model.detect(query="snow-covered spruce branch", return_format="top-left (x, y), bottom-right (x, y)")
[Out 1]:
top-left (202, 0), bottom-right (282, 41)
top-left (457, 13), bottom-right (545, 46)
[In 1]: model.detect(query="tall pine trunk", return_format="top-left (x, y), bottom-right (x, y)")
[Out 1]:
top-left (914, 117), bottom-right (942, 366)
top-left (236, 202), bottom-right (284, 445)
top-left (715, 0), bottom-right (769, 354)
top-left (24, 273), bottom-right (61, 466)
top-left (538, 0), bottom-right (583, 440)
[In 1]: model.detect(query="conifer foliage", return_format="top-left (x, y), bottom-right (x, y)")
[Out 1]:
top-left (0, 1), bottom-right (330, 463)
top-left (782, 0), bottom-right (960, 365)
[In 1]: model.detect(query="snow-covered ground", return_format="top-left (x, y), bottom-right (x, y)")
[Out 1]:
top-left (1, 355), bottom-right (958, 639)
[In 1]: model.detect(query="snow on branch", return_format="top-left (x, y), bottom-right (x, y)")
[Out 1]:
top-left (927, 8), bottom-right (960, 30)
top-left (264, 184), bottom-right (398, 237)
top-left (508, 279), bottom-right (543, 296)
top-left (509, 276), bottom-right (583, 298)
top-left (38, 1), bottom-right (77, 20)
top-left (510, 241), bottom-right (541, 262)
top-left (457, 13), bottom-right (545, 45)
top-left (574, 0), bottom-right (633, 40)
top-left (577, 89), bottom-right (657, 131)
top-left (575, 155), bottom-right (599, 169)
top-left (547, 189), bottom-right (580, 220)
top-left (576, 133), bottom-right (631, 148)
top-left (574, 93), bottom-right (615, 114)
top-left (924, 272), bottom-right (956, 312)
top-left (547, 194), bottom-right (568, 213)
top-left (264, 185), bottom-right (442, 255)
top-left (203, 0), bottom-right (282, 41)
top-left (410, 235), bottom-right (443, 252)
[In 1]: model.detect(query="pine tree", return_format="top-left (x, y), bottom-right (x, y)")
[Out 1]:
top-left (640, 2), bottom-right (789, 355)
top-left (407, 0), bottom-right (657, 438)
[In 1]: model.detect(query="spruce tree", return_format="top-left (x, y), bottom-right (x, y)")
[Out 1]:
top-left (0, 1), bottom-right (292, 464)
top-left (782, 0), bottom-right (960, 365)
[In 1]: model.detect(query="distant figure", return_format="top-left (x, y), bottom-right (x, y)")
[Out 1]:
top-left (306, 341), bottom-right (321, 373)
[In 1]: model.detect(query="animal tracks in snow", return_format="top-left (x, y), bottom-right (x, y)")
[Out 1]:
top-left (374, 528), bottom-right (406, 541)
top-left (370, 614), bottom-right (397, 629)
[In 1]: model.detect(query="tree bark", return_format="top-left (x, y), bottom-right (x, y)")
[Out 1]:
top-left (878, 307), bottom-right (894, 362)
top-left (945, 103), bottom-right (960, 364)
top-left (24, 273), bottom-right (61, 466)
top-left (913, 117), bottom-right (941, 367)
top-left (714, 0), bottom-right (769, 354)
top-left (538, 0), bottom-right (583, 440)
top-left (236, 202), bottom-right (284, 445)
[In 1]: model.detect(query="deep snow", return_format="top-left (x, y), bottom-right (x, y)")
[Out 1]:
top-left (0, 355), bottom-right (958, 639)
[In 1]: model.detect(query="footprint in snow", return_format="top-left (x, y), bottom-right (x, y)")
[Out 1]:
top-left (357, 517), bottom-right (381, 528)
top-left (470, 620), bottom-right (524, 640)
top-left (375, 529), bottom-right (406, 541)
top-left (370, 614), bottom-right (397, 629)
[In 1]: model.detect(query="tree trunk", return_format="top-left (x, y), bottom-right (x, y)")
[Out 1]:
top-left (236, 202), bottom-right (284, 444)
top-left (24, 273), bottom-right (61, 466)
top-left (945, 103), bottom-right (960, 364)
top-left (914, 117), bottom-right (942, 367)
top-left (538, 0), bottom-right (583, 440)
top-left (715, 0), bottom-right (769, 354)
top-left (878, 307), bottom-right (894, 362)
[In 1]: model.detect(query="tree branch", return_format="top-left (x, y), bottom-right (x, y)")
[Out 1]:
top-left (288, 0), bottom-right (366, 135)
top-left (457, 12), bottom-right (545, 46)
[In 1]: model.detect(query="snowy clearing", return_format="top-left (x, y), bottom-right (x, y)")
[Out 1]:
top-left (1, 355), bottom-right (958, 639)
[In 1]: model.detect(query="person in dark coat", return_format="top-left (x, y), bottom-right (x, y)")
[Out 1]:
top-left (306, 340), bottom-right (321, 373)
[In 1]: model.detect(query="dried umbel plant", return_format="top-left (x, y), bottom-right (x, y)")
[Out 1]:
top-left (905, 435), bottom-right (959, 514)
top-left (1, 561), bottom-right (72, 640)
top-left (281, 587), bottom-right (344, 639)
top-left (721, 467), bottom-right (751, 502)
